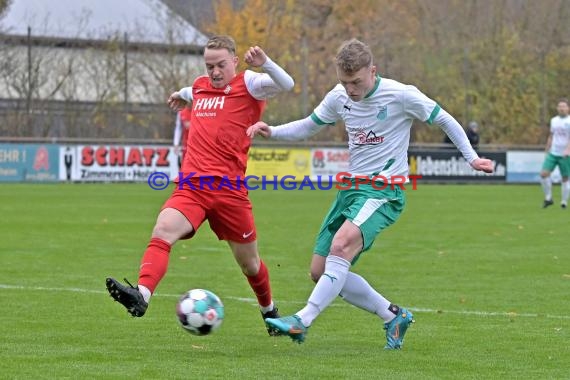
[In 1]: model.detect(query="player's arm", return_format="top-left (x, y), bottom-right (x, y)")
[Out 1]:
top-left (247, 116), bottom-right (325, 140)
top-left (544, 123), bottom-right (554, 153)
top-left (402, 87), bottom-right (492, 173)
top-left (244, 46), bottom-right (294, 99)
top-left (173, 112), bottom-right (182, 154)
top-left (247, 87), bottom-right (339, 139)
top-left (544, 134), bottom-right (552, 152)
top-left (435, 109), bottom-right (493, 173)
top-left (168, 87), bottom-right (193, 111)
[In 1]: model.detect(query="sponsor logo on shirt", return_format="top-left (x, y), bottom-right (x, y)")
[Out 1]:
top-left (193, 96), bottom-right (225, 117)
top-left (354, 129), bottom-right (385, 145)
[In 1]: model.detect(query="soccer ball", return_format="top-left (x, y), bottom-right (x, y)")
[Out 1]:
top-left (176, 289), bottom-right (224, 336)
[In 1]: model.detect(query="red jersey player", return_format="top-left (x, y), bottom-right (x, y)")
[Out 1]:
top-left (173, 107), bottom-right (192, 168)
top-left (106, 35), bottom-right (294, 335)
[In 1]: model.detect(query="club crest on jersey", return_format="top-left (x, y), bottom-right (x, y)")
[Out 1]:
top-left (377, 105), bottom-right (387, 120)
top-left (224, 85), bottom-right (232, 94)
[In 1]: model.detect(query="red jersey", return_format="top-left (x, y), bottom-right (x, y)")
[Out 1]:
top-left (181, 72), bottom-right (265, 180)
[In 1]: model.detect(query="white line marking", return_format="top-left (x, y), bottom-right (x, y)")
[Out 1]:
top-left (1, 284), bottom-right (569, 320)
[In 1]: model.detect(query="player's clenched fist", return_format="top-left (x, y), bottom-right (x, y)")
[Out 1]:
top-left (168, 92), bottom-right (188, 111)
top-left (246, 122), bottom-right (272, 138)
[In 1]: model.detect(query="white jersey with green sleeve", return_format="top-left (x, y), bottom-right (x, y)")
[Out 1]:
top-left (310, 75), bottom-right (440, 178)
top-left (549, 115), bottom-right (570, 156)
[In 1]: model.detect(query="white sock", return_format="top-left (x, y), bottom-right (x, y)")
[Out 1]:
top-left (562, 181), bottom-right (570, 204)
top-left (296, 255), bottom-right (350, 327)
top-left (138, 285), bottom-right (151, 303)
top-left (541, 177), bottom-right (552, 201)
top-left (339, 272), bottom-right (396, 322)
top-left (260, 301), bottom-right (275, 314)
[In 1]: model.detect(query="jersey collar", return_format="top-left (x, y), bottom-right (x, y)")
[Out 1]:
top-left (364, 75), bottom-right (381, 99)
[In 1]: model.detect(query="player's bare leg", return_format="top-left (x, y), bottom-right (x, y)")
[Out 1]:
top-left (266, 221), bottom-right (359, 342)
top-left (540, 170), bottom-right (554, 208)
top-left (106, 208), bottom-right (193, 316)
top-left (561, 177), bottom-right (569, 208)
top-left (228, 240), bottom-right (281, 335)
top-left (267, 221), bottom-right (414, 348)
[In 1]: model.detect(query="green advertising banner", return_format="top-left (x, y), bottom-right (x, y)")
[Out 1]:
top-left (0, 144), bottom-right (59, 182)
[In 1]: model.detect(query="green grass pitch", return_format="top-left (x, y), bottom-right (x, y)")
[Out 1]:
top-left (0, 183), bottom-right (568, 379)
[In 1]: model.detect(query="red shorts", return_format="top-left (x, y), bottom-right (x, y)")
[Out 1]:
top-left (162, 177), bottom-right (256, 243)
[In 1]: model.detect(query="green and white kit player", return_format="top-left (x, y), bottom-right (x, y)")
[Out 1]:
top-left (540, 98), bottom-right (570, 209)
top-left (247, 39), bottom-right (493, 349)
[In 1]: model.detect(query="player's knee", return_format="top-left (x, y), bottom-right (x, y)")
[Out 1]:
top-left (233, 250), bottom-right (260, 276)
top-left (329, 240), bottom-right (352, 259)
top-left (240, 260), bottom-right (259, 276)
top-left (152, 220), bottom-right (179, 241)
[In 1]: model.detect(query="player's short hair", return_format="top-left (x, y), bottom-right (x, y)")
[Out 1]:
top-left (206, 35), bottom-right (236, 55)
top-left (558, 98), bottom-right (569, 106)
top-left (335, 39), bottom-right (373, 74)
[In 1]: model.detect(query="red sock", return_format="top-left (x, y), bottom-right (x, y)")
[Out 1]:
top-left (138, 237), bottom-right (171, 293)
top-left (246, 260), bottom-right (273, 308)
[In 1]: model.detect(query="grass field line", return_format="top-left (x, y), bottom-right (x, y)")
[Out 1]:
top-left (2, 283), bottom-right (569, 320)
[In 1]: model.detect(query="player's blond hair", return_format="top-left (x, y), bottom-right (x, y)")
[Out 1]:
top-left (206, 35), bottom-right (236, 55)
top-left (335, 39), bottom-right (373, 74)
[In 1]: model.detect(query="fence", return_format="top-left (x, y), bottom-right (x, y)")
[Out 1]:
top-left (0, 29), bottom-right (203, 140)
top-left (0, 98), bottom-right (174, 140)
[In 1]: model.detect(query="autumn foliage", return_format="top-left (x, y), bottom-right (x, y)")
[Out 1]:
top-left (206, 0), bottom-right (570, 145)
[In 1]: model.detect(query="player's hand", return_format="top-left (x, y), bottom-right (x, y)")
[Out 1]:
top-left (168, 92), bottom-right (188, 111)
top-left (246, 122), bottom-right (272, 138)
top-left (244, 46), bottom-right (267, 67)
top-left (470, 158), bottom-right (494, 173)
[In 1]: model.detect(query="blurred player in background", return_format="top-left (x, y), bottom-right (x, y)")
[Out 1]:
top-left (106, 35), bottom-right (295, 335)
top-left (173, 107), bottom-right (192, 169)
top-left (442, 120), bottom-right (479, 150)
top-left (540, 98), bottom-right (570, 209)
top-left (248, 38), bottom-right (493, 348)
top-left (466, 121), bottom-right (480, 151)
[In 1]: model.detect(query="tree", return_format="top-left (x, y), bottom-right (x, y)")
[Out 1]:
top-left (0, 0), bottom-right (11, 20)
top-left (3, 0), bottom-right (570, 143)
